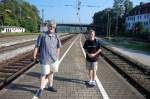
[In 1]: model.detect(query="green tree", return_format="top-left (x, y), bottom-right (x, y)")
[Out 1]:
top-left (93, 8), bottom-right (112, 35)
top-left (124, 0), bottom-right (133, 15)
top-left (136, 22), bottom-right (145, 33)
top-left (0, 0), bottom-right (40, 32)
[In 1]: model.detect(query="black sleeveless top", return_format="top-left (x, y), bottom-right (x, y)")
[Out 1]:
top-left (83, 39), bottom-right (101, 62)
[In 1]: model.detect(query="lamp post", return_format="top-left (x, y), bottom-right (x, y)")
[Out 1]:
top-left (106, 9), bottom-right (111, 39)
top-left (41, 9), bottom-right (44, 32)
top-left (76, 0), bottom-right (81, 33)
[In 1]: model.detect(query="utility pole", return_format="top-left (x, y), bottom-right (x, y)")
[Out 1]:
top-left (107, 11), bottom-right (111, 39)
top-left (41, 9), bottom-right (44, 32)
top-left (108, 15), bottom-right (111, 38)
top-left (62, 17), bottom-right (64, 24)
top-left (19, 7), bottom-right (22, 18)
top-left (115, 13), bottom-right (118, 36)
top-left (107, 12), bottom-right (109, 37)
top-left (42, 9), bottom-right (44, 24)
top-left (76, 0), bottom-right (81, 33)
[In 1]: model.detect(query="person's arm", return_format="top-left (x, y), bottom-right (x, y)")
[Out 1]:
top-left (56, 35), bottom-right (62, 60)
top-left (56, 48), bottom-right (60, 60)
top-left (33, 34), bottom-right (42, 61)
top-left (90, 39), bottom-right (101, 57)
top-left (84, 49), bottom-right (90, 56)
top-left (94, 48), bottom-right (101, 55)
top-left (83, 40), bottom-right (92, 57)
top-left (33, 47), bottom-right (39, 61)
top-left (88, 48), bottom-right (101, 57)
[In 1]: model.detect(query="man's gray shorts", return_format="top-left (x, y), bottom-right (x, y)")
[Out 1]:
top-left (86, 61), bottom-right (98, 70)
top-left (40, 60), bottom-right (59, 75)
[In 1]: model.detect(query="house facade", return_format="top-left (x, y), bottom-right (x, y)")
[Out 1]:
top-left (125, 2), bottom-right (150, 31)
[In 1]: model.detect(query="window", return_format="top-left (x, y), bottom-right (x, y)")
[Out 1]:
top-left (143, 22), bottom-right (148, 26)
top-left (133, 17), bottom-right (135, 21)
top-left (128, 17), bottom-right (129, 21)
top-left (138, 16), bottom-right (140, 20)
top-left (144, 15), bottom-right (147, 19)
top-left (146, 22), bottom-right (148, 26)
top-left (128, 17), bottom-right (130, 21)
top-left (128, 23), bottom-right (130, 28)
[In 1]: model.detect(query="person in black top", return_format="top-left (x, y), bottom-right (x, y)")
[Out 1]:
top-left (83, 30), bottom-right (101, 86)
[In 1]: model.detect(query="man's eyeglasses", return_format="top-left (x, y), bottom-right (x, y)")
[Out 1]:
top-left (48, 25), bottom-right (55, 28)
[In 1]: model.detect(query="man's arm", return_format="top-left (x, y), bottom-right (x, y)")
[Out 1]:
top-left (33, 47), bottom-right (39, 61)
top-left (33, 33), bottom-right (42, 61)
top-left (92, 39), bottom-right (101, 57)
top-left (56, 48), bottom-right (60, 60)
top-left (94, 48), bottom-right (101, 56)
top-left (84, 49), bottom-right (90, 56)
top-left (88, 48), bottom-right (101, 58)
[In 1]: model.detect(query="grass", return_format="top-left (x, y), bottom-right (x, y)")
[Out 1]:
top-left (103, 37), bottom-right (150, 52)
top-left (121, 41), bottom-right (150, 51)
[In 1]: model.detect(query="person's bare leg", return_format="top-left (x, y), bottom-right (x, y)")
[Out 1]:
top-left (92, 69), bottom-right (97, 86)
top-left (40, 74), bottom-right (46, 90)
top-left (48, 71), bottom-right (54, 87)
top-left (33, 74), bottom-right (45, 97)
top-left (47, 71), bottom-right (57, 92)
top-left (93, 70), bottom-right (96, 81)
top-left (88, 69), bottom-right (94, 85)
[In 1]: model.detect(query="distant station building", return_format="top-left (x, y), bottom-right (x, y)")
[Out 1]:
top-left (0, 26), bottom-right (25, 33)
top-left (125, 2), bottom-right (150, 31)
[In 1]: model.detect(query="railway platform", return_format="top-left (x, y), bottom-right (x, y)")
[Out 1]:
top-left (0, 35), bottom-right (144, 99)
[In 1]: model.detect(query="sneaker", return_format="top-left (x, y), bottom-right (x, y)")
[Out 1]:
top-left (92, 80), bottom-right (96, 86)
top-left (86, 80), bottom-right (94, 87)
top-left (44, 78), bottom-right (49, 88)
top-left (88, 80), bottom-right (93, 85)
top-left (47, 86), bottom-right (57, 92)
top-left (33, 89), bottom-right (43, 98)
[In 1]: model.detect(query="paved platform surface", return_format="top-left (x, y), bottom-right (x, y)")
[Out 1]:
top-left (0, 34), bottom-right (144, 99)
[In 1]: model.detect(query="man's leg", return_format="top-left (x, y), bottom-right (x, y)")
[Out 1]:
top-left (40, 74), bottom-right (46, 90)
top-left (88, 69), bottom-right (94, 85)
top-left (47, 71), bottom-right (57, 92)
top-left (48, 71), bottom-right (54, 87)
top-left (34, 74), bottom-right (46, 98)
top-left (89, 69), bottom-right (93, 81)
top-left (91, 62), bottom-right (97, 86)
top-left (92, 70), bottom-right (96, 81)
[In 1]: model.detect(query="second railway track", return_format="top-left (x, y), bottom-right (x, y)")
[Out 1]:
top-left (82, 34), bottom-right (150, 98)
top-left (100, 43), bottom-right (150, 99)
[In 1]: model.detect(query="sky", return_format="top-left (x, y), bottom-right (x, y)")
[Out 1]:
top-left (26, 0), bottom-right (150, 24)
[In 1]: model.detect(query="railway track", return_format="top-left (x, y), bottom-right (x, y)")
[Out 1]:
top-left (100, 44), bottom-right (150, 99)
top-left (0, 33), bottom-right (74, 54)
top-left (0, 33), bottom-right (71, 38)
top-left (0, 34), bottom-right (76, 90)
top-left (0, 40), bottom-right (35, 53)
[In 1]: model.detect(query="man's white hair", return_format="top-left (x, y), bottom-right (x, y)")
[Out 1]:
top-left (48, 20), bottom-right (56, 28)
